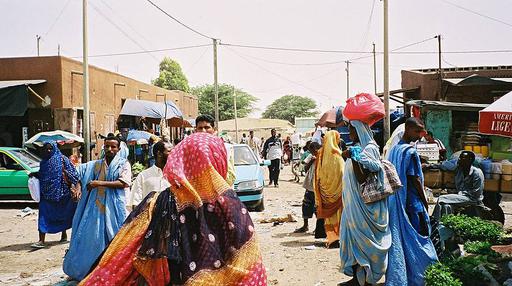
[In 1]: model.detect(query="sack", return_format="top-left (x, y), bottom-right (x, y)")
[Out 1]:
top-left (343, 93), bottom-right (385, 127)
top-left (360, 159), bottom-right (402, 204)
top-left (28, 177), bottom-right (40, 202)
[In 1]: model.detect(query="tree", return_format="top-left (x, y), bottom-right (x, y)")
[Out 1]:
top-left (152, 57), bottom-right (190, 92)
top-left (191, 84), bottom-right (258, 121)
top-left (262, 95), bottom-right (318, 123)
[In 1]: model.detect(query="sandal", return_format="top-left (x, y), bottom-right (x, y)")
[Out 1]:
top-left (30, 242), bottom-right (46, 249)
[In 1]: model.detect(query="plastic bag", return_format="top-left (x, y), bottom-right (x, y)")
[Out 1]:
top-left (343, 93), bottom-right (385, 126)
top-left (28, 177), bottom-right (40, 202)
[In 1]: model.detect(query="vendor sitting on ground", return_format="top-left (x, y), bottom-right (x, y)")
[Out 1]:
top-left (433, 150), bottom-right (484, 218)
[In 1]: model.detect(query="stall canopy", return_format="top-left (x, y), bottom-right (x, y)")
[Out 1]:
top-left (120, 99), bottom-right (187, 127)
top-left (0, 79), bottom-right (46, 116)
top-left (479, 91), bottom-right (512, 138)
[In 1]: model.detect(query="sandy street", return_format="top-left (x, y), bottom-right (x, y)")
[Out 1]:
top-left (0, 167), bottom-right (511, 285)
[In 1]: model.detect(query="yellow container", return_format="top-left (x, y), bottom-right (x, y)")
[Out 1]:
top-left (481, 146), bottom-right (489, 157)
top-left (503, 163), bottom-right (512, 181)
top-left (464, 146), bottom-right (473, 151)
top-left (473, 146), bottom-right (481, 154)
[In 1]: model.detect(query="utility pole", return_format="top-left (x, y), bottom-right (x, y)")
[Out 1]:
top-left (213, 39), bottom-right (219, 128)
top-left (345, 60), bottom-right (350, 100)
top-left (233, 86), bottom-right (239, 143)
top-left (58, 44), bottom-right (61, 56)
top-left (437, 34), bottom-right (443, 101)
top-left (82, 0), bottom-right (91, 161)
top-left (383, 0), bottom-right (390, 142)
top-left (373, 43), bottom-right (377, 95)
top-left (36, 35), bottom-right (41, 56)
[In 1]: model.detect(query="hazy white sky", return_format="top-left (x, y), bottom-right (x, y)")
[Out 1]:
top-left (2, 0), bottom-right (511, 116)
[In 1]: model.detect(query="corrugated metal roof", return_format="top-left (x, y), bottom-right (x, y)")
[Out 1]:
top-left (406, 100), bottom-right (489, 111)
top-left (0, 79), bottom-right (46, 89)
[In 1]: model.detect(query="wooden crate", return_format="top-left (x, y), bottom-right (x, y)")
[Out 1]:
top-left (484, 179), bottom-right (500, 192)
top-left (502, 180), bottom-right (512, 193)
top-left (424, 169), bottom-right (443, 189)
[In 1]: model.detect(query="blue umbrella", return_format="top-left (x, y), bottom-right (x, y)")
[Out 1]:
top-left (126, 130), bottom-right (153, 142)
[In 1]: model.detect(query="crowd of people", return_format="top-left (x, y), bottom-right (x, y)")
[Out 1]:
top-left (28, 112), bottom-right (487, 285)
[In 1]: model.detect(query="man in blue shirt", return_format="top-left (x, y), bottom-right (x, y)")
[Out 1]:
top-left (433, 151), bottom-right (484, 218)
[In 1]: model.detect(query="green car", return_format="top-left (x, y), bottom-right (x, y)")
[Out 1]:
top-left (0, 147), bottom-right (41, 199)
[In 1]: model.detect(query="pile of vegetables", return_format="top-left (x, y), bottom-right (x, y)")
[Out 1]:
top-left (425, 214), bottom-right (507, 286)
top-left (132, 162), bottom-right (146, 178)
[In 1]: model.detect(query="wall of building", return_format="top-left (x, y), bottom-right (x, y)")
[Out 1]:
top-left (0, 56), bottom-right (199, 151)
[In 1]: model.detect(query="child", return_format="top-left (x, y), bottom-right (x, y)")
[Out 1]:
top-left (294, 142), bottom-right (321, 233)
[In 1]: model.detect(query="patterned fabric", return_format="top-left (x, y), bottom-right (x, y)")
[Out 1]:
top-left (340, 120), bottom-right (391, 285)
top-left (314, 130), bottom-right (344, 247)
top-left (360, 160), bottom-right (402, 204)
top-left (385, 142), bottom-right (438, 286)
top-left (80, 133), bottom-right (266, 286)
top-left (39, 141), bottom-right (79, 202)
top-left (63, 147), bottom-right (130, 281)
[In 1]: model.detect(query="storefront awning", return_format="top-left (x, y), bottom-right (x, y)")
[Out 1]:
top-left (479, 91), bottom-right (512, 138)
top-left (406, 100), bottom-right (489, 111)
top-left (0, 79), bottom-right (46, 116)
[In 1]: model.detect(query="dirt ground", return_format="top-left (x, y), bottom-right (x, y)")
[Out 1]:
top-left (1, 167), bottom-right (511, 285)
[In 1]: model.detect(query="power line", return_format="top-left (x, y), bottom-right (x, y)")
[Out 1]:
top-left (391, 37), bottom-right (437, 52)
top-left (224, 46), bottom-right (334, 99)
top-left (220, 43), bottom-right (374, 54)
top-left (358, 0), bottom-right (377, 50)
top-left (98, 0), bottom-right (155, 49)
top-left (43, 0), bottom-right (73, 38)
top-left (70, 43), bottom-right (212, 58)
top-left (185, 46), bottom-right (210, 73)
top-left (440, 0), bottom-right (512, 29)
top-left (145, 0), bottom-right (213, 39)
top-left (89, 1), bottom-right (159, 62)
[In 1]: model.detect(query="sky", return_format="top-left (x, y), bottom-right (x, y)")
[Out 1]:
top-left (1, 0), bottom-right (512, 117)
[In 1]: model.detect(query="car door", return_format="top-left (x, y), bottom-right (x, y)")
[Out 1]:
top-left (0, 151), bottom-right (30, 196)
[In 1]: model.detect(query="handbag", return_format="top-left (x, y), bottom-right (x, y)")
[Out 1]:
top-left (28, 176), bottom-right (40, 202)
top-left (360, 159), bottom-right (402, 204)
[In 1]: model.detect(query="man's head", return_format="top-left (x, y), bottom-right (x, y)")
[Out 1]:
top-left (153, 141), bottom-right (172, 166)
top-left (458, 151), bottom-right (475, 171)
top-left (404, 117), bottom-right (426, 142)
top-left (303, 140), bottom-right (311, 152)
top-left (173, 138), bottom-right (182, 146)
top-left (242, 133), bottom-right (247, 138)
top-left (425, 131), bottom-right (434, 141)
top-left (309, 142), bottom-right (321, 155)
top-left (104, 135), bottom-right (121, 160)
top-left (271, 129), bottom-right (276, 137)
top-left (195, 115), bottom-right (215, 134)
top-left (249, 130), bottom-right (254, 137)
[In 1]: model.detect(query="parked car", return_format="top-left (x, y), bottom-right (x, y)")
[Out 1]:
top-left (232, 144), bottom-right (269, 211)
top-left (0, 147), bottom-right (40, 199)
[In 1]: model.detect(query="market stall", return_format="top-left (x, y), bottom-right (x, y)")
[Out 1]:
top-left (407, 99), bottom-right (512, 196)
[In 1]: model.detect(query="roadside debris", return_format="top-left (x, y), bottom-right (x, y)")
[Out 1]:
top-left (259, 214), bottom-right (297, 224)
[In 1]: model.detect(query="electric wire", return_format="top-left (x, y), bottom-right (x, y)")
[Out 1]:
top-left (145, 0), bottom-right (213, 39)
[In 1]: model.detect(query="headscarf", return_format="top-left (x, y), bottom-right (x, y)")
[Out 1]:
top-left (39, 141), bottom-right (79, 202)
top-left (314, 130), bottom-right (344, 218)
top-left (163, 132), bottom-right (230, 210)
top-left (350, 120), bottom-right (385, 192)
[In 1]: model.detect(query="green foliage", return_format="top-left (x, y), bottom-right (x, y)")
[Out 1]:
top-left (191, 84), bottom-right (258, 121)
top-left (153, 57), bottom-right (190, 92)
top-left (464, 241), bottom-right (500, 258)
top-left (262, 95), bottom-right (318, 124)
top-left (425, 263), bottom-right (462, 286)
top-left (132, 162), bottom-right (146, 178)
top-left (442, 256), bottom-right (497, 286)
top-left (441, 214), bottom-right (504, 242)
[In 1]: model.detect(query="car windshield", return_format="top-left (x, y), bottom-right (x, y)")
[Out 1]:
top-left (233, 146), bottom-right (258, 166)
top-left (8, 149), bottom-right (41, 169)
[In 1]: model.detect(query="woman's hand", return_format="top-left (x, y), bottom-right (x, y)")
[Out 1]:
top-left (87, 180), bottom-right (101, 192)
top-left (71, 182), bottom-right (82, 201)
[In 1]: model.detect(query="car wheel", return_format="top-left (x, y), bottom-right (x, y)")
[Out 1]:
top-left (254, 200), bottom-right (265, 212)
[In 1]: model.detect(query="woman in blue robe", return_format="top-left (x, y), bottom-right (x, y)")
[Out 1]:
top-left (31, 141), bottom-right (79, 249)
top-left (339, 121), bottom-right (391, 285)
